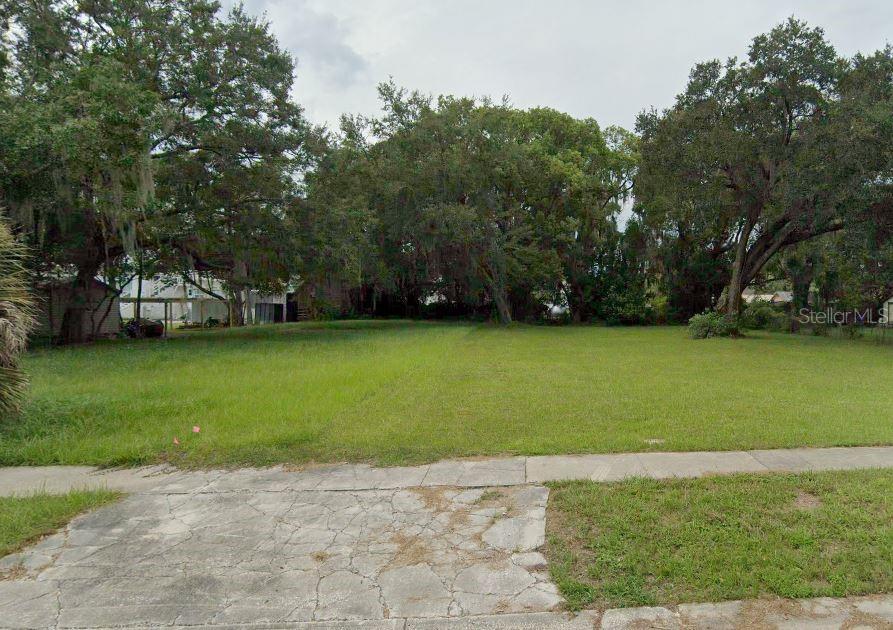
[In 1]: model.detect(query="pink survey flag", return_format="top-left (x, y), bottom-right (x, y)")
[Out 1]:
top-left (192, 426), bottom-right (201, 433)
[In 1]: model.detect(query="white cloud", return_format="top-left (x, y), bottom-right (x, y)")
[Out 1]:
top-left (225, 0), bottom-right (893, 131)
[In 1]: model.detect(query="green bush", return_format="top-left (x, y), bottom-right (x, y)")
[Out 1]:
top-left (740, 302), bottom-right (789, 331)
top-left (688, 311), bottom-right (738, 339)
top-left (649, 294), bottom-right (670, 325)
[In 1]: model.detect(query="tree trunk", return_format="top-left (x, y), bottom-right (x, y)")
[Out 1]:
top-left (230, 259), bottom-right (249, 326)
top-left (486, 272), bottom-right (512, 324)
top-left (717, 215), bottom-right (757, 317)
top-left (243, 288), bottom-right (254, 325)
top-left (59, 262), bottom-right (101, 345)
top-left (567, 278), bottom-right (587, 323)
top-left (721, 264), bottom-right (745, 317)
top-left (482, 245), bottom-right (512, 325)
top-left (94, 277), bottom-right (129, 337)
top-left (133, 255), bottom-right (144, 337)
top-left (787, 253), bottom-right (816, 333)
top-left (230, 291), bottom-right (245, 326)
top-left (568, 282), bottom-right (590, 324)
top-left (492, 287), bottom-right (512, 324)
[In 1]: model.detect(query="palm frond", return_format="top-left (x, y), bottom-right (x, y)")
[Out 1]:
top-left (0, 218), bottom-right (36, 415)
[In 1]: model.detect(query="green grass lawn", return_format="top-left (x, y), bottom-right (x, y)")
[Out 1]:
top-left (545, 469), bottom-right (893, 610)
top-left (2, 320), bottom-right (892, 467)
top-left (0, 490), bottom-right (120, 559)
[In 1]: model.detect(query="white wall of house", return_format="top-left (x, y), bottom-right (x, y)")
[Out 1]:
top-left (883, 298), bottom-right (893, 326)
top-left (121, 276), bottom-right (229, 323)
top-left (120, 275), bottom-right (290, 324)
top-left (251, 293), bottom-right (289, 324)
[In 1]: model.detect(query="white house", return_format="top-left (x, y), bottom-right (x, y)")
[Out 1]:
top-left (120, 276), bottom-right (230, 325)
top-left (882, 296), bottom-right (893, 326)
top-left (120, 275), bottom-right (291, 326)
top-left (742, 288), bottom-right (793, 305)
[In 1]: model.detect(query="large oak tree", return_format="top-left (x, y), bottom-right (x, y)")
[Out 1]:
top-left (1, 0), bottom-right (311, 339)
top-left (636, 19), bottom-right (893, 317)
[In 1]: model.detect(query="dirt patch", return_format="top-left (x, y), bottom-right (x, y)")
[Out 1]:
top-left (311, 551), bottom-right (330, 563)
top-left (734, 598), bottom-right (810, 630)
top-left (474, 488), bottom-right (519, 518)
top-left (410, 486), bottom-right (453, 512)
top-left (410, 486), bottom-right (473, 530)
top-left (842, 609), bottom-right (892, 629)
top-left (0, 564), bottom-right (26, 581)
top-left (793, 490), bottom-right (822, 511)
top-left (476, 490), bottom-right (504, 504)
top-left (493, 599), bottom-right (512, 614)
top-left (387, 531), bottom-right (436, 569)
top-left (733, 596), bottom-right (859, 630)
top-left (385, 486), bottom-right (518, 572)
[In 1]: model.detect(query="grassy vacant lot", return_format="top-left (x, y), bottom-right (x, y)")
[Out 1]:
top-left (546, 470), bottom-right (893, 610)
top-left (0, 490), bottom-right (119, 558)
top-left (1, 320), bottom-right (891, 467)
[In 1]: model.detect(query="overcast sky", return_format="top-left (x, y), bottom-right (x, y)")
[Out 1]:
top-left (226, 0), bottom-right (893, 132)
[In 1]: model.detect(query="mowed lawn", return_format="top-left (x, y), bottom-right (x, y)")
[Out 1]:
top-left (1, 320), bottom-right (892, 467)
top-left (546, 470), bottom-right (893, 609)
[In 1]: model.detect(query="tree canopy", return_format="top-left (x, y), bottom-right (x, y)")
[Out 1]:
top-left (635, 19), bottom-right (893, 317)
top-left (1, 7), bottom-right (890, 341)
top-left (306, 83), bottom-right (637, 323)
top-left (1, 0), bottom-right (313, 338)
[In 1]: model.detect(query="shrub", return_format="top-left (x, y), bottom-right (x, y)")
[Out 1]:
top-left (688, 311), bottom-right (738, 339)
top-left (740, 302), bottom-right (789, 331)
top-left (124, 318), bottom-right (164, 338)
top-left (649, 294), bottom-right (670, 325)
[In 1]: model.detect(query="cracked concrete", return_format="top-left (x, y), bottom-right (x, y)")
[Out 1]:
top-left (0, 477), bottom-right (560, 628)
top-left (597, 594), bottom-right (893, 629)
top-left (3, 448), bottom-right (893, 628)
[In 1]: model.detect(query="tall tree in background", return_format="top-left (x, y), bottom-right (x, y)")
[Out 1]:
top-left (636, 19), bottom-right (892, 318)
top-left (153, 5), bottom-right (312, 325)
top-left (310, 86), bottom-right (559, 323)
top-left (509, 110), bottom-right (637, 322)
top-left (309, 84), bottom-right (636, 323)
top-left (0, 0), bottom-right (311, 339)
top-left (0, 1), bottom-right (159, 341)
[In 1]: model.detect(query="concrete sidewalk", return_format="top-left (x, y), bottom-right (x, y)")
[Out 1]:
top-left (2, 445), bottom-right (893, 496)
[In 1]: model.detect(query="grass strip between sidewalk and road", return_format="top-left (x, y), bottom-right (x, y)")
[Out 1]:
top-left (0, 490), bottom-right (121, 559)
top-left (546, 469), bottom-right (893, 610)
